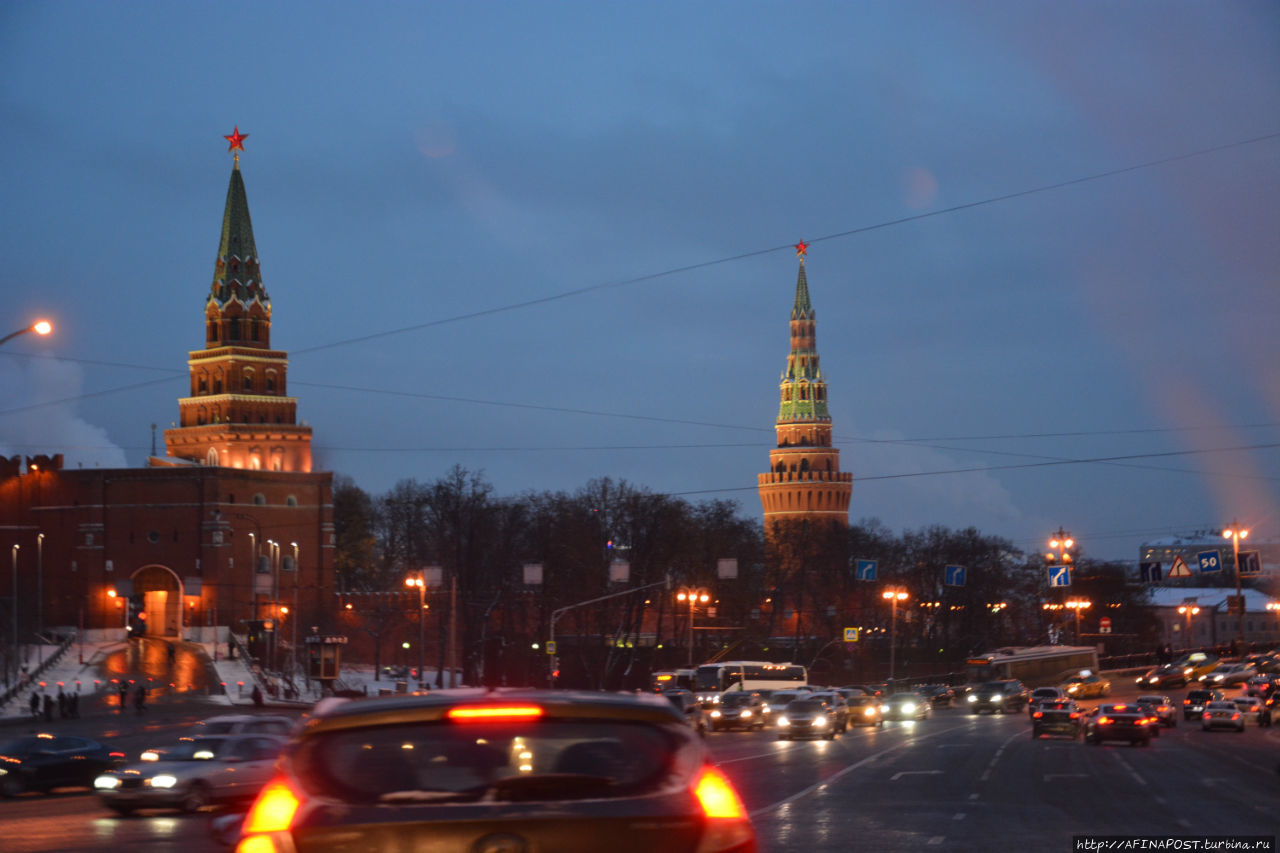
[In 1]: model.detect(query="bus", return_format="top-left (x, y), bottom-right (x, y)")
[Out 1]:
top-left (964, 646), bottom-right (1099, 687)
top-left (649, 668), bottom-right (696, 692)
top-left (694, 661), bottom-right (808, 699)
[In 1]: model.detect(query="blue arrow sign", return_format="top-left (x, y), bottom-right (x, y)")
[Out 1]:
top-left (1238, 550), bottom-right (1261, 576)
top-left (945, 565), bottom-right (966, 587)
top-left (1049, 566), bottom-right (1072, 587)
top-left (1196, 550), bottom-right (1221, 573)
top-left (1139, 561), bottom-right (1163, 583)
top-left (855, 559), bottom-right (877, 581)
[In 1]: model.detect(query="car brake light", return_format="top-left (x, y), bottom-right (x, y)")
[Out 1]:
top-left (242, 779), bottom-right (301, 835)
top-left (1231, 713), bottom-right (1240, 720)
top-left (692, 766), bottom-right (755, 853)
top-left (1032, 711), bottom-right (1042, 719)
top-left (1069, 712), bottom-right (1079, 718)
top-left (1202, 712), bottom-right (1210, 720)
top-left (447, 705), bottom-right (544, 722)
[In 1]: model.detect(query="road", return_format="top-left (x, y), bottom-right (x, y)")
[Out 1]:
top-left (2, 687), bottom-right (1277, 852)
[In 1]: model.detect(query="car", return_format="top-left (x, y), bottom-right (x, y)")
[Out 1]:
top-left (766, 690), bottom-right (810, 724)
top-left (661, 689), bottom-right (708, 736)
top-left (1030, 699), bottom-right (1083, 739)
top-left (918, 684), bottom-right (955, 708)
top-left (1183, 688), bottom-right (1224, 721)
top-left (1134, 695), bottom-right (1177, 728)
top-left (1232, 696), bottom-right (1266, 726)
top-left (194, 713), bottom-right (295, 737)
top-left (1201, 700), bottom-right (1245, 732)
top-left (881, 691), bottom-right (932, 721)
top-left (807, 692), bottom-right (850, 732)
top-left (708, 691), bottom-right (767, 732)
top-left (1083, 703), bottom-right (1153, 746)
top-left (776, 698), bottom-right (839, 740)
top-left (1135, 664), bottom-right (1186, 690)
top-left (0, 734), bottom-right (125, 797)
top-left (1200, 662), bottom-right (1257, 687)
top-left (845, 683), bottom-right (887, 698)
top-left (1027, 686), bottom-right (1068, 716)
top-left (1172, 651), bottom-right (1220, 683)
top-left (1244, 676), bottom-right (1276, 699)
top-left (93, 734), bottom-right (286, 814)
top-left (967, 680), bottom-right (1029, 714)
top-left (233, 689), bottom-right (757, 853)
top-left (1060, 671), bottom-right (1111, 699)
top-left (845, 694), bottom-right (884, 726)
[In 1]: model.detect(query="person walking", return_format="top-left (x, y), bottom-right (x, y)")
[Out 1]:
top-left (43, 693), bottom-right (54, 722)
top-left (57, 689), bottom-right (67, 719)
top-left (251, 685), bottom-right (264, 708)
top-left (69, 691), bottom-right (80, 719)
top-left (134, 683), bottom-right (147, 715)
top-left (118, 681), bottom-right (129, 713)
top-left (29, 691), bottom-right (40, 719)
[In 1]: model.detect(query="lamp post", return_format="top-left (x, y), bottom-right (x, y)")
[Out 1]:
top-left (1046, 527), bottom-right (1075, 567)
top-left (1222, 520), bottom-right (1249, 646)
top-left (0, 319), bottom-right (53, 348)
top-left (35, 533), bottom-right (44, 644)
top-left (882, 587), bottom-right (908, 681)
top-left (9, 545), bottom-right (18, 686)
top-left (1267, 601), bottom-right (1279, 642)
top-left (676, 588), bottom-right (710, 666)
top-left (1065, 598), bottom-right (1091, 644)
top-left (405, 572), bottom-right (427, 691)
top-left (266, 540), bottom-right (281, 672)
top-left (290, 543), bottom-right (299, 681)
top-left (1177, 604), bottom-right (1200, 649)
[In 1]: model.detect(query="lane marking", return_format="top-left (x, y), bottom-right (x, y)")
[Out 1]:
top-left (1043, 773), bottom-right (1089, 781)
top-left (1114, 755), bottom-right (1147, 787)
top-left (953, 812), bottom-right (966, 820)
top-left (891, 770), bottom-right (943, 781)
top-left (928, 837), bottom-right (945, 846)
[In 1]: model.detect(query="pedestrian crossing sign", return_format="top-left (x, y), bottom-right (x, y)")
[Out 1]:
top-left (1167, 555), bottom-right (1192, 578)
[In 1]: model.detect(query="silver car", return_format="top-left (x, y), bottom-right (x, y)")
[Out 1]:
top-left (94, 734), bottom-right (285, 814)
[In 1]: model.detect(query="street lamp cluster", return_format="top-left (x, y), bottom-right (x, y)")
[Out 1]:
top-left (404, 572), bottom-right (429, 691)
top-left (676, 588), bottom-right (710, 666)
top-left (1222, 520), bottom-right (1249, 645)
top-left (882, 587), bottom-right (908, 681)
top-left (1177, 604), bottom-right (1201, 647)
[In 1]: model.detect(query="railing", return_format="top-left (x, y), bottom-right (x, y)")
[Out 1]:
top-left (0, 632), bottom-right (78, 712)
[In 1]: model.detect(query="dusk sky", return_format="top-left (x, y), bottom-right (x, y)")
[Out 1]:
top-left (2, 2), bottom-right (1277, 563)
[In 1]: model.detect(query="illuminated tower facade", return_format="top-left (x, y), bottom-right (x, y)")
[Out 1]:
top-left (757, 243), bottom-right (852, 533)
top-left (163, 129), bottom-right (313, 471)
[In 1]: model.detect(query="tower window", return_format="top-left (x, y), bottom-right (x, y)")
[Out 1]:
top-left (266, 376), bottom-right (276, 392)
top-left (251, 319), bottom-right (260, 341)
top-left (243, 374), bottom-right (253, 391)
top-left (253, 493), bottom-right (266, 505)
top-left (229, 319), bottom-right (241, 341)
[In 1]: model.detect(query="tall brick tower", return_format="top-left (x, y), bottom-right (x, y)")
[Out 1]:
top-left (162, 128), bottom-right (313, 472)
top-left (757, 243), bottom-right (852, 533)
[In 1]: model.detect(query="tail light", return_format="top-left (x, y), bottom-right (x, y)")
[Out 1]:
top-left (237, 778), bottom-right (302, 853)
top-left (1231, 713), bottom-right (1241, 720)
top-left (1097, 716), bottom-right (1112, 725)
top-left (1032, 711), bottom-right (1043, 719)
top-left (1069, 712), bottom-right (1080, 719)
top-left (692, 766), bottom-right (756, 853)
top-left (1202, 712), bottom-right (1211, 720)
top-left (447, 705), bottom-right (544, 722)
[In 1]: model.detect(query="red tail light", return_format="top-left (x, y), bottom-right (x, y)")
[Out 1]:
top-left (242, 778), bottom-right (301, 834)
top-left (1202, 712), bottom-right (1210, 720)
top-left (1032, 711), bottom-right (1043, 719)
top-left (692, 766), bottom-right (755, 853)
top-left (1097, 716), bottom-right (1112, 725)
top-left (1069, 712), bottom-right (1079, 719)
top-left (447, 705), bottom-right (544, 722)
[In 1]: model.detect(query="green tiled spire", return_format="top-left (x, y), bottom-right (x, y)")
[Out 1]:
top-left (777, 257), bottom-right (830, 421)
top-left (209, 161), bottom-right (267, 308)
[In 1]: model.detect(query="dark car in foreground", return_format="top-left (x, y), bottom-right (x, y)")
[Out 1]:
top-left (94, 734), bottom-right (285, 814)
top-left (1083, 703), bottom-right (1153, 746)
top-left (968, 680), bottom-right (1029, 714)
top-left (1030, 699), bottom-right (1083, 739)
top-left (0, 733), bottom-right (125, 797)
top-left (233, 690), bottom-right (757, 853)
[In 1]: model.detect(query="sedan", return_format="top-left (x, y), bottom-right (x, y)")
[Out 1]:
top-left (232, 690), bottom-right (757, 853)
top-left (1135, 664), bottom-right (1186, 690)
top-left (1030, 699), bottom-right (1083, 739)
top-left (777, 698), bottom-right (839, 740)
top-left (1061, 672), bottom-right (1111, 699)
top-left (1201, 701), bottom-right (1245, 732)
top-left (845, 695), bottom-right (884, 727)
top-left (1083, 704), bottom-right (1152, 746)
top-left (0, 734), bottom-right (125, 797)
top-left (1028, 686), bottom-right (1067, 716)
top-left (881, 691), bottom-right (932, 721)
top-left (708, 692), bottom-right (767, 732)
top-left (1134, 695), bottom-right (1177, 729)
top-left (1200, 663), bottom-right (1256, 687)
top-left (917, 684), bottom-right (955, 708)
top-left (94, 734), bottom-right (286, 814)
top-left (1231, 696), bottom-right (1266, 726)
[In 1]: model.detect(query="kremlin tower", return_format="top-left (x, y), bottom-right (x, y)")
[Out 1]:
top-left (757, 243), bottom-right (852, 534)
top-left (160, 127), bottom-right (313, 472)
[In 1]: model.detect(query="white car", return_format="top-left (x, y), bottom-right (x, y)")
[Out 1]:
top-left (193, 713), bottom-right (295, 737)
top-left (1232, 696), bottom-right (1265, 725)
top-left (94, 734), bottom-right (286, 814)
top-left (1201, 663), bottom-right (1256, 687)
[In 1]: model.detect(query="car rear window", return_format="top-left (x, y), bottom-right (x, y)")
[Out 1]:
top-left (292, 720), bottom-right (690, 804)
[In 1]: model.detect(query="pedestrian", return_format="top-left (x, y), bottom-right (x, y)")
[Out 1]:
top-left (167, 643), bottom-right (176, 664)
top-left (251, 685), bottom-right (264, 708)
top-left (29, 691), bottom-right (40, 719)
top-left (69, 691), bottom-right (80, 719)
top-left (134, 684), bottom-right (147, 714)
top-left (43, 693), bottom-right (54, 722)
top-left (118, 682), bottom-right (129, 712)
top-left (57, 689), bottom-right (67, 719)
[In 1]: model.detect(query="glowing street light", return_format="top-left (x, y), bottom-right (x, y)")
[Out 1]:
top-left (882, 587), bottom-right (909, 681)
top-left (676, 588), bottom-right (710, 666)
top-left (405, 572), bottom-right (428, 690)
top-left (1046, 528), bottom-right (1075, 565)
top-left (0, 319), bottom-right (53, 348)
top-left (1222, 520), bottom-right (1250, 645)
top-left (1177, 604), bottom-right (1200, 649)
top-left (1064, 599), bottom-right (1091, 644)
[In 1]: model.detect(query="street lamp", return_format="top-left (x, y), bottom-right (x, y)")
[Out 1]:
top-left (676, 588), bottom-right (710, 666)
top-left (1046, 528), bottom-right (1075, 566)
top-left (405, 572), bottom-right (428, 691)
top-left (0, 319), bottom-right (53, 348)
top-left (1222, 520), bottom-right (1250, 646)
top-left (290, 543), bottom-right (299, 681)
top-left (266, 540), bottom-right (281, 672)
top-left (882, 587), bottom-right (908, 681)
top-left (1177, 604), bottom-right (1200, 649)
top-left (1064, 599), bottom-right (1091, 644)
top-left (9, 545), bottom-right (18, 686)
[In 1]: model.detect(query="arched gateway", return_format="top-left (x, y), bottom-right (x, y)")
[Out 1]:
top-left (129, 564), bottom-right (186, 638)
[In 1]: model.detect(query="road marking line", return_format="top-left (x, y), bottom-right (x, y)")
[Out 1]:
top-left (968, 793), bottom-right (979, 800)
top-left (953, 812), bottom-right (966, 820)
top-left (928, 837), bottom-right (945, 845)
top-left (891, 770), bottom-right (943, 781)
top-left (1043, 773), bottom-right (1089, 781)
top-left (1114, 756), bottom-right (1147, 787)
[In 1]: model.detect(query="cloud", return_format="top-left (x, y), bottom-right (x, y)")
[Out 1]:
top-left (0, 356), bottom-right (129, 470)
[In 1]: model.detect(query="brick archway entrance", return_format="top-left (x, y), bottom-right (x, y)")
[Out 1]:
top-left (130, 564), bottom-right (184, 638)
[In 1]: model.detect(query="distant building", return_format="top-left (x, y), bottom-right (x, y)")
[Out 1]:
top-left (1146, 587), bottom-right (1279, 649)
top-left (0, 139), bottom-right (332, 656)
top-left (1139, 531), bottom-right (1278, 580)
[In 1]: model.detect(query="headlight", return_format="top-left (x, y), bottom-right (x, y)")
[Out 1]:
top-left (967, 694), bottom-right (978, 703)
top-left (813, 716), bottom-right (827, 727)
top-left (710, 710), bottom-right (722, 718)
top-left (149, 775), bottom-right (178, 789)
top-left (740, 710), bottom-right (752, 719)
top-left (777, 716), bottom-right (790, 727)
top-left (992, 694), bottom-right (1002, 703)
top-left (863, 706), bottom-right (877, 717)
top-left (140, 751), bottom-right (160, 762)
top-left (94, 775), bottom-right (120, 790)
top-left (902, 702), bottom-right (916, 713)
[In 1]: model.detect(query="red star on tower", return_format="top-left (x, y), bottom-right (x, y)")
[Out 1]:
top-left (224, 126), bottom-right (249, 152)
top-left (794, 240), bottom-right (809, 257)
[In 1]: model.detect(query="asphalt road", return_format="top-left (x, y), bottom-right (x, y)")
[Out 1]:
top-left (2, 688), bottom-right (1277, 852)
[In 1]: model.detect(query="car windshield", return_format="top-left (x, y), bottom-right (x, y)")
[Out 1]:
top-left (721, 694), bottom-right (753, 707)
top-left (847, 697), bottom-right (877, 707)
top-left (198, 720), bottom-right (244, 735)
top-left (980, 682), bottom-right (1006, 692)
top-left (149, 738), bottom-right (228, 760)
top-left (787, 700), bottom-right (822, 712)
top-left (293, 720), bottom-right (685, 804)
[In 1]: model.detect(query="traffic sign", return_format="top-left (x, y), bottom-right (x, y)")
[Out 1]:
top-left (545, 640), bottom-right (557, 656)
top-left (1099, 616), bottom-right (1112, 634)
top-left (1049, 565), bottom-right (1071, 587)
top-left (855, 559), bottom-right (877, 581)
top-left (1238, 550), bottom-right (1261, 576)
top-left (1139, 561), bottom-right (1162, 583)
top-left (1168, 555), bottom-right (1192, 578)
top-left (1196, 550), bottom-right (1221, 573)
top-left (945, 565), bottom-right (966, 587)
top-left (843, 627), bottom-right (861, 643)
